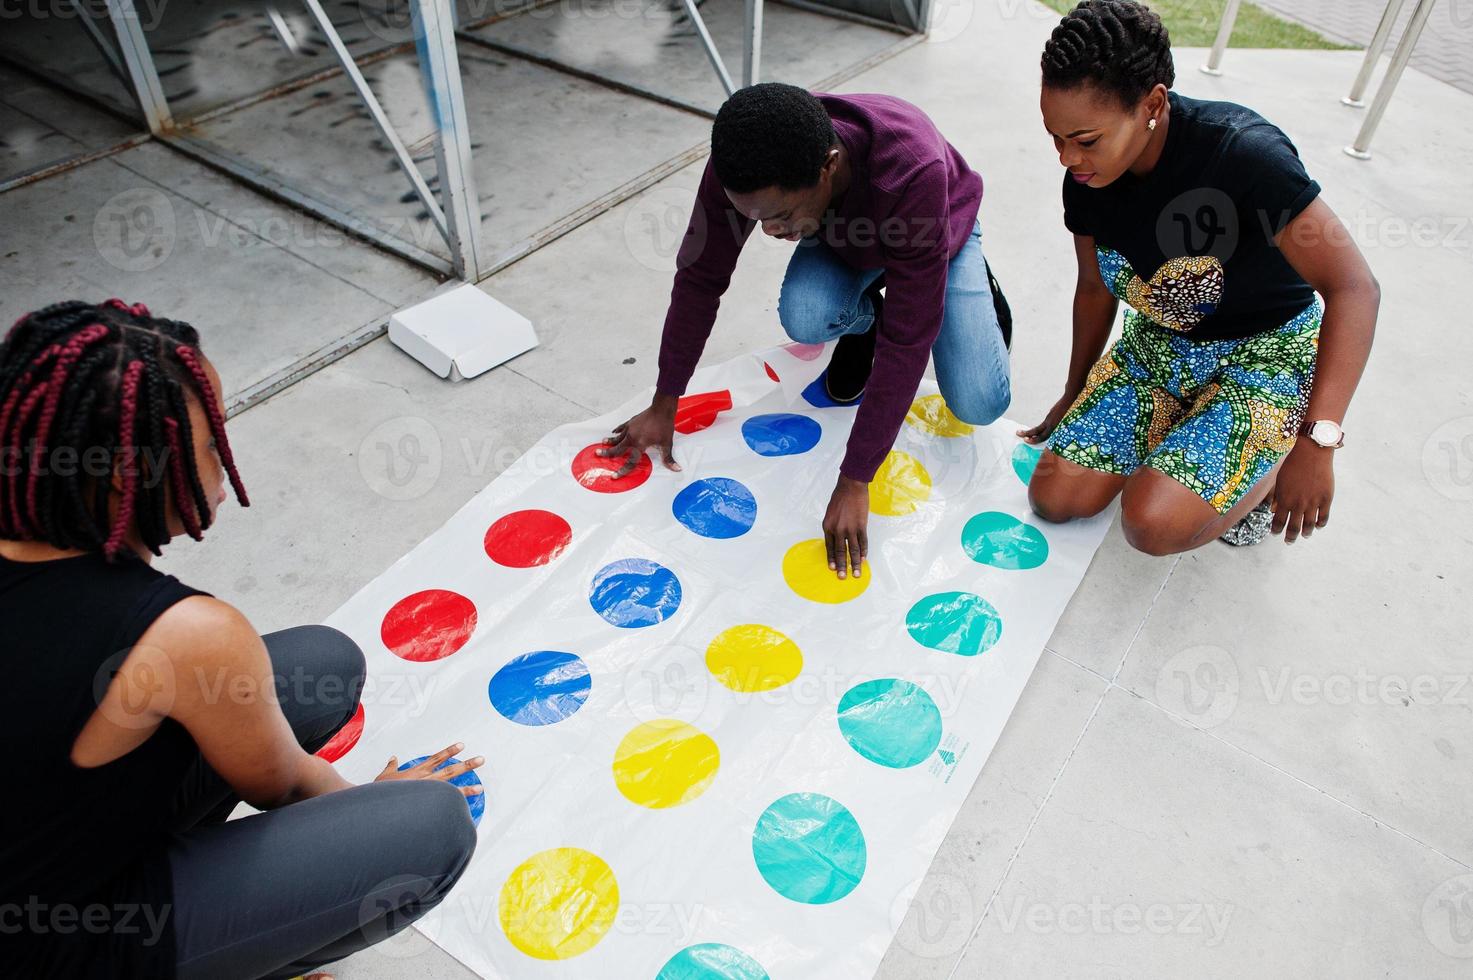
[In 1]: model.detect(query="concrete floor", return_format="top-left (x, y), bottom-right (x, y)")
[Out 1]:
top-left (7, 0), bottom-right (1473, 975)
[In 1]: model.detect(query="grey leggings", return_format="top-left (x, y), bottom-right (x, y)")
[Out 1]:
top-left (161, 625), bottom-right (477, 980)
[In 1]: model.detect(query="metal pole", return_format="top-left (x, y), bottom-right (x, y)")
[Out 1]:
top-left (680, 0), bottom-right (736, 96)
top-left (913, 0), bottom-right (932, 34)
top-left (1200, 0), bottom-right (1242, 76)
top-left (266, 6), bottom-right (307, 55)
top-left (410, 0), bottom-right (487, 281)
top-left (742, 0), bottom-right (763, 87)
top-left (66, 0), bottom-right (129, 90)
top-left (103, 0), bottom-right (172, 133)
top-left (1343, 0), bottom-right (1411, 107)
top-left (1345, 0), bottom-right (1437, 159)
top-left (298, 0), bottom-right (451, 243)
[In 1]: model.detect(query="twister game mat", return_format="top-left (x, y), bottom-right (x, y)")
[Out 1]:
top-left (322, 342), bottom-right (1112, 978)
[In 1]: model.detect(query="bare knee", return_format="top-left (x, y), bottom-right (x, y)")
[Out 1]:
top-left (1120, 476), bottom-right (1202, 556)
top-left (1120, 513), bottom-right (1188, 556)
top-left (1028, 458), bottom-right (1117, 524)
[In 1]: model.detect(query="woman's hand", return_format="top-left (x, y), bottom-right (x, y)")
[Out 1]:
top-left (1016, 392), bottom-right (1078, 445)
top-left (823, 475), bottom-right (870, 580)
top-left (1270, 441), bottom-right (1334, 543)
top-left (376, 742), bottom-right (485, 798)
top-left (598, 394), bottom-right (680, 478)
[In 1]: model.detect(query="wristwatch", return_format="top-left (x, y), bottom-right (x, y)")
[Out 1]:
top-left (1304, 420), bottom-right (1346, 449)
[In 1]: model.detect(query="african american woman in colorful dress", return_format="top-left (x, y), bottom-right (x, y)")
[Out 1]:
top-left (1021, 0), bottom-right (1378, 551)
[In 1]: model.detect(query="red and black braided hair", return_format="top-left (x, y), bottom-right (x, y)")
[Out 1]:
top-left (0, 300), bottom-right (248, 561)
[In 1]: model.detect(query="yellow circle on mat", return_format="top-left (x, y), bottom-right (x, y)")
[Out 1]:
top-left (906, 394), bottom-right (974, 437)
top-left (870, 450), bottom-right (933, 516)
top-left (706, 624), bottom-right (803, 692)
top-left (497, 847), bottom-right (619, 960)
top-left (781, 538), bottom-right (871, 604)
top-left (612, 719), bottom-right (720, 809)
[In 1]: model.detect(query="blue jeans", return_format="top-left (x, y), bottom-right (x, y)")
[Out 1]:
top-left (776, 220), bottom-right (1011, 425)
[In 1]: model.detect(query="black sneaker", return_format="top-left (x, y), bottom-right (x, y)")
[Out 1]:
top-left (824, 282), bottom-right (883, 404)
top-left (987, 259), bottom-right (1013, 351)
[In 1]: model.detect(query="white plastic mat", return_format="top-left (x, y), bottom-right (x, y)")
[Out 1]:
top-left (323, 342), bottom-right (1112, 979)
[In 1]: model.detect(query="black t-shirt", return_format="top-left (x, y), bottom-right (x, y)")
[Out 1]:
top-left (1063, 92), bottom-right (1321, 340)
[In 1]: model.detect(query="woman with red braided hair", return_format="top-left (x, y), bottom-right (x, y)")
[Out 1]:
top-left (0, 301), bottom-right (484, 979)
top-left (1022, 0), bottom-right (1379, 551)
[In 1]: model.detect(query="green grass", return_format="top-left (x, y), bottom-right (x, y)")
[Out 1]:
top-left (1036, 0), bottom-right (1355, 50)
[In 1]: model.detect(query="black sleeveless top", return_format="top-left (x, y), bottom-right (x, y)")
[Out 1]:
top-left (1, 550), bottom-right (207, 977)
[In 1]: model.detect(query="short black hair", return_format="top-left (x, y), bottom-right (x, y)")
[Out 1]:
top-left (711, 83), bottom-right (836, 193)
top-left (1041, 0), bottom-right (1175, 106)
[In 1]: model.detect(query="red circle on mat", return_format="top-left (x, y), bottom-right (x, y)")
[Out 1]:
top-left (381, 589), bottom-right (478, 662)
top-left (764, 361), bottom-right (780, 382)
top-left (484, 509), bottom-right (572, 567)
top-left (570, 443), bottom-right (651, 493)
top-left (317, 703), bottom-right (364, 762)
top-left (785, 342), bottom-right (824, 361)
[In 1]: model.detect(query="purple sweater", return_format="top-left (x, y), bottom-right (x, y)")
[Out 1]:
top-left (654, 92), bottom-right (984, 482)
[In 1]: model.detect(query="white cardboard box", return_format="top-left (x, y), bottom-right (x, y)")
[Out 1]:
top-left (388, 284), bottom-right (538, 380)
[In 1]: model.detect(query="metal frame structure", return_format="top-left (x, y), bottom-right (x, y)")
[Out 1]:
top-left (676, 0), bottom-right (766, 97)
top-left (410, 0), bottom-right (487, 279)
top-left (85, 0), bottom-right (783, 279)
top-left (1342, 0), bottom-right (1410, 106)
top-left (1343, 0), bottom-right (1438, 159)
top-left (90, 0), bottom-right (489, 278)
top-left (1199, 0), bottom-right (1241, 77)
top-left (103, 0), bottom-right (173, 133)
top-left (67, 0), bottom-right (130, 90)
top-left (1200, 0), bottom-right (1440, 160)
top-left (301, 0), bottom-right (451, 249)
top-left (29, 0), bottom-right (926, 285)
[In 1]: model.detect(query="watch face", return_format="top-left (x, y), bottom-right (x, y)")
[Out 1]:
top-left (1310, 422), bottom-right (1341, 447)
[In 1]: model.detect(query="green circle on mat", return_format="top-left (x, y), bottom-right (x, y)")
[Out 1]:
top-left (836, 678), bottom-right (943, 768)
top-left (656, 942), bottom-right (770, 980)
top-left (961, 511), bottom-right (1049, 569)
top-left (1011, 442), bottom-right (1042, 484)
top-left (751, 793), bottom-right (866, 904)
top-left (906, 591), bottom-right (1002, 656)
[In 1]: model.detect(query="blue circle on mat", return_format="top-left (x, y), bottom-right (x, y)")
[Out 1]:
top-left (672, 477), bottom-right (757, 539)
top-left (398, 755), bottom-right (484, 825)
top-left (751, 792), bottom-right (866, 904)
top-left (741, 413), bottom-right (821, 457)
top-left (836, 678), bottom-right (943, 768)
top-left (488, 650), bottom-right (590, 726)
top-left (800, 373), bottom-right (863, 409)
top-left (589, 558), bottom-right (682, 627)
top-left (1011, 443), bottom-right (1042, 485)
top-left (657, 942), bottom-right (770, 980)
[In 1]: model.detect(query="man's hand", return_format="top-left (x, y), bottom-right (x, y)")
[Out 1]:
top-left (1270, 441), bottom-right (1334, 544)
top-left (823, 475), bottom-right (870, 580)
top-left (1016, 391), bottom-right (1078, 445)
top-left (599, 393), bottom-right (681, 478)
